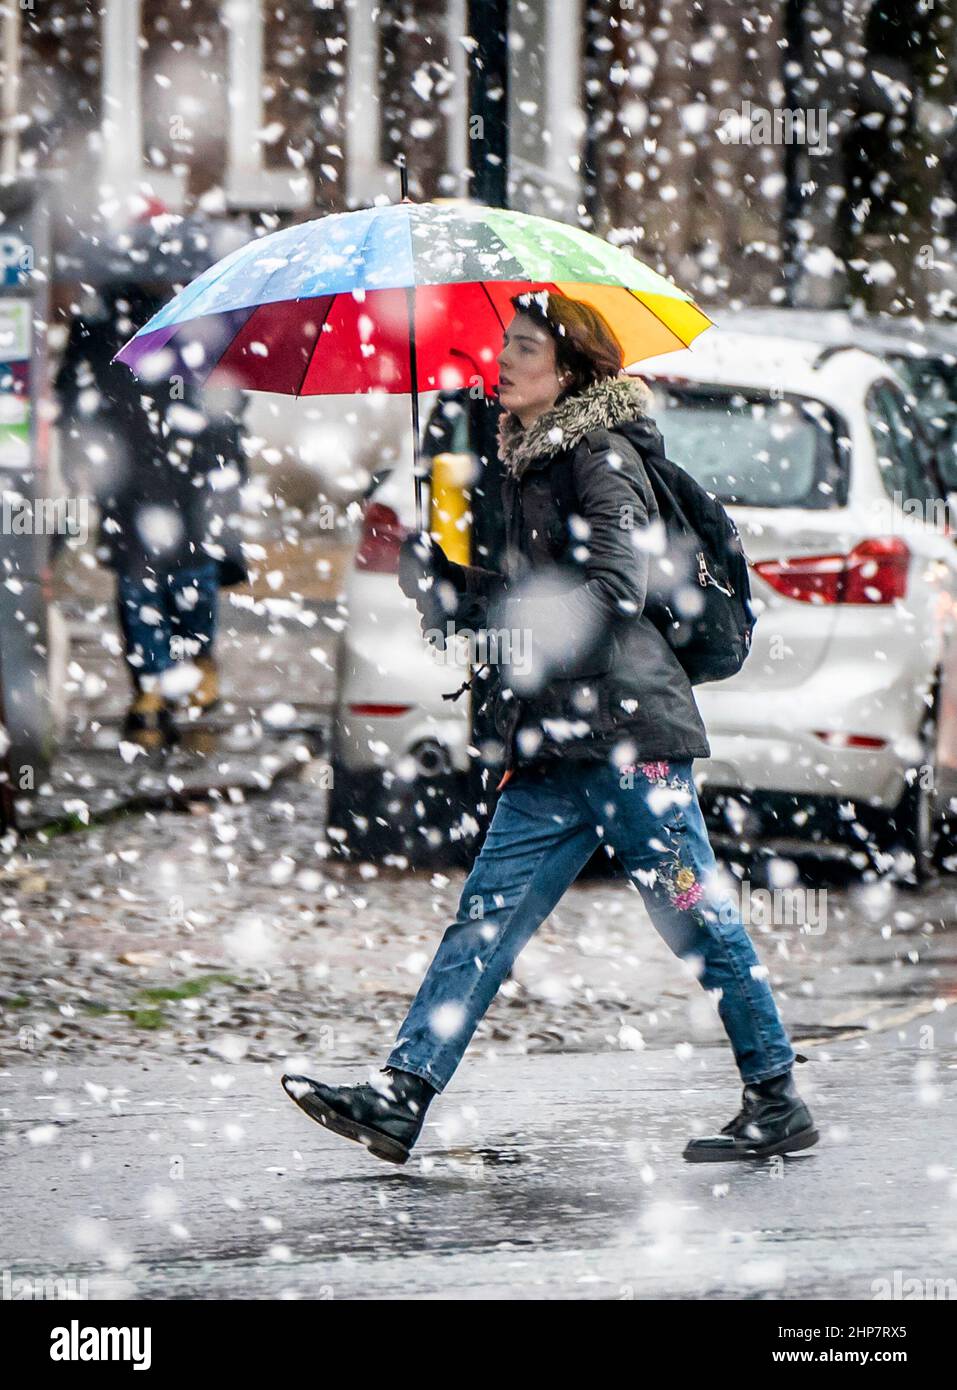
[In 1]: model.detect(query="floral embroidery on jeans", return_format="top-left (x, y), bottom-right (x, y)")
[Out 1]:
top-left (668, 864), bottom-right (705, 911)
top-left (640, 760), bottom-right (670, 782)
top-left (655, 852), bottom-right (705, 911)
top-left (620, 760), bottom-right (672, 781)
top-left (620, 760), bottom-right (692, 797)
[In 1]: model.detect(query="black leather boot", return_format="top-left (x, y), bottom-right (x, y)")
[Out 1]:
top-left (683, 1068), bottom-right (819, 1162)
top-left (280, 1066), bottom-right (437, 1165)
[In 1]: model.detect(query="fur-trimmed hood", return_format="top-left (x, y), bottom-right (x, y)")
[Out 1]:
top-left (496, 373), bottom-right (656, 479)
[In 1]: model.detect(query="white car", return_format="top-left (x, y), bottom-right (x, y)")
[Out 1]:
top-left (330, 335), bottom-right (957, 880)
top-left (640, 332), bottom-right (957, 879)
top-left (327, 391), bottom-right (486, 863)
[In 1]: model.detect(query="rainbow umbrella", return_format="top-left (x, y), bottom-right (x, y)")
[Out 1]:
top-left (115, 189), bottom-right (712, 528)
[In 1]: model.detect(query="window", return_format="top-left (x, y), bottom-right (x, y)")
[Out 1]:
top-left (889, 355), bottom-right (957, 491)
top-left (866, 381), bottom-right (941, 507)
top-left (650, 386), bottom-right (849, 508)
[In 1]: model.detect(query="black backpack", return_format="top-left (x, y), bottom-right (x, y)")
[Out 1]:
top-left (567, 426), bottom-right (757, 686)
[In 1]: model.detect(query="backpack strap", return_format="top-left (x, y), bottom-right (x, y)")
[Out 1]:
top-left (583, 424), bottom-right (646, 472)
top-left (583, 425), bottom-right (660, 520)
top-left (545, 443), bottom-right (580, 522)
top-left (584, 425), bottom-right (618, 456)
top-left (554, 427), bottom-right (649, 520)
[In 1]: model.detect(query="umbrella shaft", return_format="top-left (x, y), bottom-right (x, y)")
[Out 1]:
top-left (405, 284), bottom-right (425, 533)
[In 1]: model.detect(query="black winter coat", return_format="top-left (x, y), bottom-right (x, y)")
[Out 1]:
top-left (55, 286), bottom-right (249, 585)
top-left (442, 374), bottom-right (711, 777)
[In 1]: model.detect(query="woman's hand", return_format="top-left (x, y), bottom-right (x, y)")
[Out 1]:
top-left (398, 531), bottom-right (462, 651)
top-left (397, 531), bottom-right (455, 600)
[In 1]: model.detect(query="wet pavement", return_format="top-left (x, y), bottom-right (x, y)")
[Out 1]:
top-left (2, 1031), bottom-right (955, 1300)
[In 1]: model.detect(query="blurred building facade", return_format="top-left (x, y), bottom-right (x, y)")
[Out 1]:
top-left (8, 0), bottom-right (957, 313)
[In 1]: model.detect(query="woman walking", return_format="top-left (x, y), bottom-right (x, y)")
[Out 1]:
top-left (282, 290), bottom-right (817, 1165)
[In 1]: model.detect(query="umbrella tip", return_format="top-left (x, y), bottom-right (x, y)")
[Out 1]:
top-left (396, 153), bottom-right (409, 202)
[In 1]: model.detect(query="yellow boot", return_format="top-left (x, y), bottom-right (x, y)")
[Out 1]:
top-left (122, 689), bottom-right (177, 750)
top-left (188, 655), bottom-right (220, 712)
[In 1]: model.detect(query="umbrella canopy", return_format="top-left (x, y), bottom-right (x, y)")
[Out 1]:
top-left (115, 199), bottom-right (713, 528)
top-left (115, 201), bottom-right (712, 394)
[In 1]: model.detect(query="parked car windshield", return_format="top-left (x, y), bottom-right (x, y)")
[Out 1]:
top-left (649, 385), bottom-right (848, 508)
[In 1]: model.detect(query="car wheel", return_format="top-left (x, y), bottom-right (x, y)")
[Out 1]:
top-left (935, 796), bottom-right (957, 871)
top-left (325, 762), bottom-right (477, 867)
top-left (878, 706), bottom-right (940, 887)
top-left (324, 766), bottom-right (387, 861)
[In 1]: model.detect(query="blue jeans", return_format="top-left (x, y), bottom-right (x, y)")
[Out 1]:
top-left (386, 758), bottom-right (796, 1092)
top-left (117, 562), bottom-right (219, 679)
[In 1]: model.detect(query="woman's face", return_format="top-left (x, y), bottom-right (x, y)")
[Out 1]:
top-left (495, 311), bottom-right (570, 424)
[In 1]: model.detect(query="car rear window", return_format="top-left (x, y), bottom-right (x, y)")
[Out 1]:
top-left (648, 385), bottom-right (849, 508)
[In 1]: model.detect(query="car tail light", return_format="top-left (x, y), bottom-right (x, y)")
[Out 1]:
top-left (348, 703), bottom-right (412, 717)
top-left (840, 537), bottom-right (910, 603)
top-left (751, 553), bottom-right (846, 603)
top-left (752, 537), bottom-right (910, 605)
top-left (356, 502), bottom-right (407, 573)
top-left (813, 731), bottom-right (887, 748)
